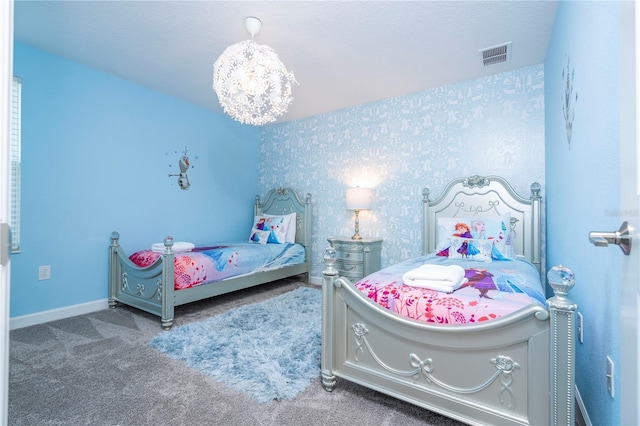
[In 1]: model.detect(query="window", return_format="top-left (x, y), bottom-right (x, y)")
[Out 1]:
top-left (10, 77), bottom-right (21, 253)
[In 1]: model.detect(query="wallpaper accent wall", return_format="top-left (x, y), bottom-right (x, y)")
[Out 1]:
top-left (260, 65), bottom-right (545, 280)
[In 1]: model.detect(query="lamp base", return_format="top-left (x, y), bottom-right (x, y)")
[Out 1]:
top-left (352, 210), bottom-right (363, 240)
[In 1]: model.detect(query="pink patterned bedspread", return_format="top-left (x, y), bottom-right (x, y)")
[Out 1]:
top-left (129, 242), bottom-right (305, 290)
top-left (354, 254), bottom-right (545, 325)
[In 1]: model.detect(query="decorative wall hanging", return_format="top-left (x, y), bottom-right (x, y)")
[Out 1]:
top-left (562, 54), bottom-right (577, 149)
top-left (168, 147), bottom-right (195, 190)
top-left (212, 16), bottom-right (298, 126)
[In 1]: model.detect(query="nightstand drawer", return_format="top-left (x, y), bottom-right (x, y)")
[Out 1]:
top-left (336, 251), bottom-right (364, 262)
top-left (335, 260), bottom-right (363, 275)
top-left (327, 237), bottom-right (383, 280)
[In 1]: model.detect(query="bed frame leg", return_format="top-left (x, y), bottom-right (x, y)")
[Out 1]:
top-left (108, 231), bottom-right (120, 310)
top-left (321, 247), bottom-right (338, 392)
top-left (161, 319), bottom-right (173, 331)
top-left (547, 265), bottom-right (577, 426)
top-left (321, 371), bottom-right (336, 392)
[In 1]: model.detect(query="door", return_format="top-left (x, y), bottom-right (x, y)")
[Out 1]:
top-left (0, 0), bottom-right (13, 423)
top-left (619, 2), bottom-right (639, 424)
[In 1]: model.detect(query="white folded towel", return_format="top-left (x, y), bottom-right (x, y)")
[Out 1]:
top-left (402, 264), bottom-right (467, 292)
top-left (402, 278), bottom-right (469, 293)
top-left (151, 242), bottom-right (195, 253)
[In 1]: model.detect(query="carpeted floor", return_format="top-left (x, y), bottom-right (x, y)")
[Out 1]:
top-left (9, 277), bottom-right (464, 426)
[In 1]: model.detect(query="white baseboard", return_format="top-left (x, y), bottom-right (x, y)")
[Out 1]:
top-left (10, 299), bottom-right (109, 330)
top-left (11, 278), bottom-right (323, 330)
top-left (309, 275), bottom-right (322, 286)
top-left (575, 385), bottom-right (592, 426)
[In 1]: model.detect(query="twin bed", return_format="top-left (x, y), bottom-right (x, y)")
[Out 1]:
top-left (321, 175), bottom-right (576, 426)
top-left (108, 175), bottom-right (576, 425)
top-left (108, 187), bottom-right (312, 330)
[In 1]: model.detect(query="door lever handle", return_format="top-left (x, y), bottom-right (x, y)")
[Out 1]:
top-left (588, 221), bottom-right (631, 255)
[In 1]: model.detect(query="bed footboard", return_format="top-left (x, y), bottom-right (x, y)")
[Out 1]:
top-left (108, 232), bottom-right (176, 329)
top-left (321, 247), bottom-right (576, 426)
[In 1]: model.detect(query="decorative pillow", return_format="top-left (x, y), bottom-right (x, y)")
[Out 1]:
top-left (264, 212), bottom-right (297, 243)
top-left (448, 237), bottom-right (493, 262)
top-left (436, 217), bottom-right (472, 255)
top-left (436, 214), bottom-right (513, 260)
top-left (468, 214), bottom-right (513, 259)
top-left (249, 216), bottom-right (286, 244)
top-left (249, 229), bottom-right (271, 244)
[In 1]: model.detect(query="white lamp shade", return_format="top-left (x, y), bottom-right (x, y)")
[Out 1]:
top-left (346, 187), bottom-right (372, 210)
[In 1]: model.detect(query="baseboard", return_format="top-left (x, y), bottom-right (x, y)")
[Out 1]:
top-left (10, 299), bottom-right (109, 330)
top-left (575, 385), bottom-right (592, 426)
top-left (309, 275), bottom-right (322, 286)
top-left (11, 278), bottom-right (322, 330)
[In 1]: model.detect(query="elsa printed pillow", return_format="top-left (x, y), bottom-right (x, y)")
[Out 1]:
top-left (436, 214), bottom-right (513, 260)
top-left (264, 212), bottom-right (297, 243)
top-left (249, 229), bottom-right (271, 244)
top-left (468, 214), bottom-right (513, 260)
top-left (448, 237), bottom-right (493, 263)
top-left (249, 216), bottom-right (286, 244)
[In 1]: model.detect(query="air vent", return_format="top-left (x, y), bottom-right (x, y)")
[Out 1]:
top-left (480, 42), bottom-right (512, 66)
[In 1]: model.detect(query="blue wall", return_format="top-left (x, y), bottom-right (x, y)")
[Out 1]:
top-left (259, 65), bottom-right (546, 279)
top-left (11, 43), bottom-right (260, 317)
top-left (545, 2), bottom-right (621, 424)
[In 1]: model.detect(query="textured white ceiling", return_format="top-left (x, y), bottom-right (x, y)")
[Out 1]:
top-left (13, 1), bottom-right (558, 124)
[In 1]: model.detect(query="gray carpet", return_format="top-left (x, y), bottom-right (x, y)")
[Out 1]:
top-left (9, 277), bottom-right (464, 426)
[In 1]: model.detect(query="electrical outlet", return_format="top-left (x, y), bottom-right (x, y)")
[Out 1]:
top-left (38, 265), bottom-right (51, 280)
top-left (577, 312), bottom-right (583, 344)
top-left (606, 355), bottom-right (615, 398)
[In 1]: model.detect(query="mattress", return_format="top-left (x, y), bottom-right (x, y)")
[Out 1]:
top-left (129, 242), bottom-right (305, 290)
top-left (354, 254), bottom-right (545, 325)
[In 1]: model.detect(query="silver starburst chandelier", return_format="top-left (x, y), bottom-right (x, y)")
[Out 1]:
top-left (212, 16), bottom-right (298, 126)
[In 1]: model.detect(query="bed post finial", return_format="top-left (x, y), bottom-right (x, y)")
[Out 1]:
top-left (110, 231), bottom-right (120, 246)
top-left (163, 236), bottom-right (174, 253)
top-left (422, 187), bottom-right (430, 202)
top-left (530, 182), bottom-right (542, 200)
top-left (547, 265), bottom-right (576, 426)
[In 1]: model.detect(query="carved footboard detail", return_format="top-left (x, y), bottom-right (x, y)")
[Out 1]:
top-left (119, 272), bottom-right (163, 302)
top-left (351, 321), bottom-right (521, 409)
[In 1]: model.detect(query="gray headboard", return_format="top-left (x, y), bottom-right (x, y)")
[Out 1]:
top-left (422, 175), bottom-right (542, 271)
top-left (255, 187), bottom-right (312, 249)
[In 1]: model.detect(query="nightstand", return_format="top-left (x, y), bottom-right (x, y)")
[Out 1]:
top-left (327, 237), bottom-right (383, 282)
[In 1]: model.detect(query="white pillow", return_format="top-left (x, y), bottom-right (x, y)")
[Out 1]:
top-left (264, 213), bottom-right (297, 243)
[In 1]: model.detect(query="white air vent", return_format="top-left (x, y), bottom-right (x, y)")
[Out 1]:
top-left (480, 42), bottom-right (512, 66)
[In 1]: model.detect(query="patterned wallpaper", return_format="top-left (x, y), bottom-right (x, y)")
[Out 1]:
top-left (259, 64), bottom-right (545, 279)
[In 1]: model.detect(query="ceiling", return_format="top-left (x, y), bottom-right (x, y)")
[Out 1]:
top-left (13, 1), bottom-right (559, 124)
